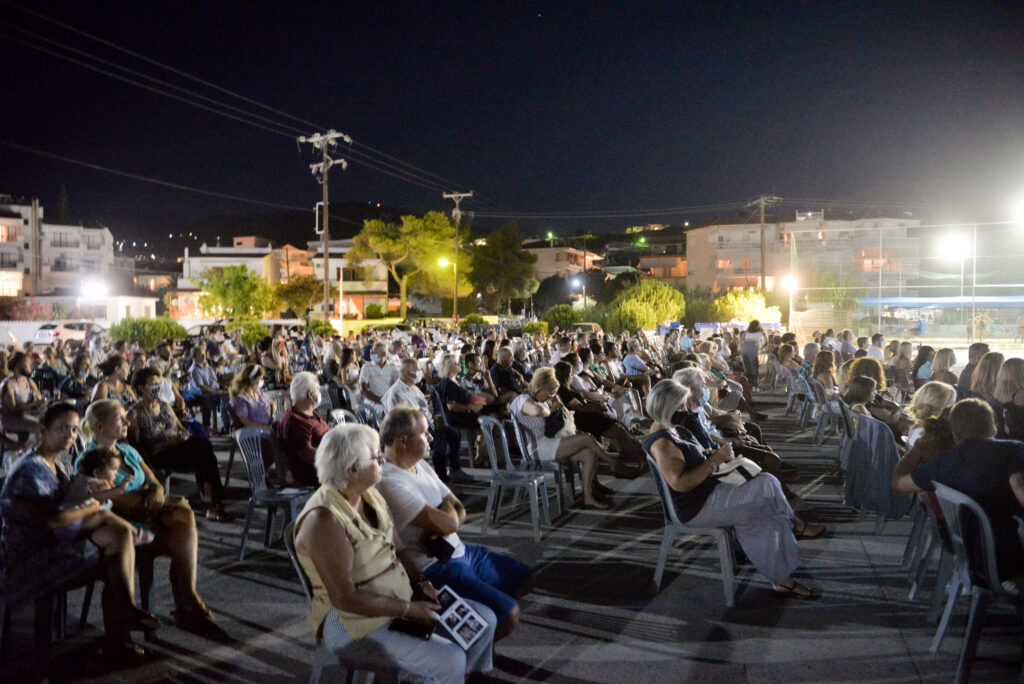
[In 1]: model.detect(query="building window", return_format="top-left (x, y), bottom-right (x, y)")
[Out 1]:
top-left (0, 253), bottom-right (17, 269)
top-left (50, 233), bottom-right (80, 248)
top-left (86, 236), bottom-right (103, 249)
top-left (84, 259), bottom-right (98, 272)
top-left (51, 257), bottom-right (78, 272)
top-left (0, 224), bottom-right (15, 242)
top-left (0, 271), bottom-right (21, 296)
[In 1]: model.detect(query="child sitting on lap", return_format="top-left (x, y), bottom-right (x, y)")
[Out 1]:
top-left (59, 447), bottom-right (154, 545)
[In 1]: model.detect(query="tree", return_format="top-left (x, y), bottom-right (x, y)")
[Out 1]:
top-left (708, 289), bottom-right (781, 324)
top-left (275, 274), bottom-right (337, 317)
top-left (198, 265), bottom-right (275, 318)
top-left (346, 212), bottom-right (471, 318)
top-left (532, 275), bottom-right (571, 314)
top-left (605, 280), bottom-right (686, 333)
top-left (466, 223), bottom-right (539, 315)
top-left (541, 304), bottom-right (579, 332)
top-left (108, 317), bottom-right (187, 350)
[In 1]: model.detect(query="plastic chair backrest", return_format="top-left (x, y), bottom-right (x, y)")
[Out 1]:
top-left (267, 390), bottom-right (291, 418)
top-left (509, 414), bottom-right (540, 467)
top-left (282, 521), bottom-right (314, 603)
top-left (341, 386), bottom-right (359, 412)
top-left (808, 377), bottom-right (830, 406)
top-left (645, 452), bottom-right (682, 527)
top-left (235, 426), bottom-right (272, 495)
top-left (330, 408), bottom-right (360, 426)
top-left (837, 398), bottom-right (857, 437)
top-left (357, 402), bottom-right (384, 430)
top-left (799, 375), bottom-right (820, 406)
top-left (326, 384), bottom-right (343, 410)
top-left (478, 415), bottom-right (515, 471)
top-left (933, 482), bottom-right (1002, 592)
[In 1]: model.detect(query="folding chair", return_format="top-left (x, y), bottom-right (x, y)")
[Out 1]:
top-left (645, 454), bottom-right (736, 607)
top-left (356, 402), bottom-right (384, 431)
top-left (234, 427), bottom-right (313, 561)
top-left (477, 416), bottom-right (550, 542)
top-left (508, 414), bottom-right (576, 516)
top-left (931, 482), bottom-right (1022, 684)
top-left (330, 408), bottom-right (360, 426)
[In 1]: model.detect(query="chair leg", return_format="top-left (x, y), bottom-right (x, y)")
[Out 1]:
top-left (482, 483), bottom-right (498, 534)
top-left (551, 471), bottom-right (564, 517)
top-left (527, 482), bottom-right (541, 543)
top-left (927, 550), bottom-right (955, 624)
top-left (955, 588), bottom-right (993, 684)
top-left (223, 443), bottom-right (236, 488)
top-left (873, 514), bottom-right (886, 535)
top-left (931, 571), bottom-right (964, 653)
top-left (653, 528), bottom-right (675, 591)
top-left (902, 505), bottom-right (927, 570)
top-left (264, 507), bottom-right (276, 548)
top-left (539, 480), bottom-right (552, 527)
top-left (78, 581), bottom-right (95, 631)
top-left (238, 498), bottom-right (257, 561)
top-left (715, 532), bottom-right (736, 609)
top-left (908, 531), bottom-right (936, 601)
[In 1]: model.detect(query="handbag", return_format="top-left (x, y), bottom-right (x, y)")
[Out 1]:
top-left (543, 408), bottom-right (566, 438)
top-left (709, 456), bottom-right (762, 486)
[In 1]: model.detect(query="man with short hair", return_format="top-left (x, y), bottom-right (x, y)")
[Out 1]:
top-left (894, 399), bottom-right (1024, 580)
top-left (959, 342), bottom-right (990, 390)
top-left (839, 330), bottom-right (857, 361)
top-left (867, 333), bottom-right (885, 363)
top-left (622, 340), bottom-right (652, 394)
top-left (377, 408), bottom-right (534, 641)
top-left (854, 337), bottom-right (870, 358)
top-left (359, 341), bottom-right (399, 405)
top-left (489, 347), bottom-right (526, 402)
top-left (189, 346), bottom-right (224, 430)
top-left (550, 337), bottom-right (572, 365)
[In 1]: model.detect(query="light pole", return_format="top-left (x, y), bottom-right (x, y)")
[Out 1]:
top-left (572, 276), bottom-right (587, 310)
top-left (439, 258), bottom-right (456, 322)
top-left (547, 231), bottom-right (555, 249)
top-left (940, 232), bottom-right (970, 329)
top-left (781, 274), bottom-right (797, 332)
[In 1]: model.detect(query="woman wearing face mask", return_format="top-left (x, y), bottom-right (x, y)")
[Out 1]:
top-left (127, 368), bottom-right (232, 521)
top-left (80, 399), bottom-right (217, 634)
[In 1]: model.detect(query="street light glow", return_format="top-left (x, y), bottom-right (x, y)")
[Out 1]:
top-left (571, 278), bottom-right (581, 288)
top-left (781, 275), bottom-right (797, 291)
top-left (939, 232), bottom-right (970, 259)
top-left (82, 280), bottom-right (108, 298)
top-left (438, 258), bottom-right (450, 267)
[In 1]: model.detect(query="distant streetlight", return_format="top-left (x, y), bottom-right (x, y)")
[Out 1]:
top-left (637, 236), bottom-right (647, 247)
top-left (438, 257), bottom-right (450, 268)
top-left (81, 280), bottom-right (108, 299)
top-left (781, 274), bottom-right (797, 331)
top-left (940, 233), bottom-right (970, 325)
top-left (546, 231), bottom-right (555, 248)
top-left (571, 276), bottom-right (587, 310)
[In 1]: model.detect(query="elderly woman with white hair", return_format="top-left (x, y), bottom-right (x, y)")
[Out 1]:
top-left (643, 379), bottom-right (824, 599)
top-left (293, 424), bottom-right (495, 683)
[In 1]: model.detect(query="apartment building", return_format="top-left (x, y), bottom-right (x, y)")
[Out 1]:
top-left (307, 239), bottom-right (388, 318)
top-left (523, 242), bottom-right (604, 281)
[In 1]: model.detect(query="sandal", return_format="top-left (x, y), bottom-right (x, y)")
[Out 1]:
top-left (102, 638), bottom-right (148, 662)
top-left (115, 607), bottom-right (161, 633)
top-left (173, 605), bottom-right (218, 634)
top-left (772, 581), bottom-right (819, 600)
top-left (793, 522), bottom-right (828, 540)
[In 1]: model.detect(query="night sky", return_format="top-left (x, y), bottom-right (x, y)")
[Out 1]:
top-left (2, 1), bottom-right (1023, 249)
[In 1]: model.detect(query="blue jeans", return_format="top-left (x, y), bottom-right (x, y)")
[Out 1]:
top-left (423, 544), bottom-right (533, 624)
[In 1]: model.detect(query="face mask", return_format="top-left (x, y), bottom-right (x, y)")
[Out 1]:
top-left (78, 371), bottom-right (88, 379)
top-left (311, 392), bottom-right (322, 406)
top-left (147, 385), bottom-right (162, 400)
top-left (370, 354), bottom-right (380, 363)
top-left (701, 387), bottom-right (711, 405)
top-left (256, 379), bottom-right (264, 389)
top-left (414, 370), bottom-right (423, 384)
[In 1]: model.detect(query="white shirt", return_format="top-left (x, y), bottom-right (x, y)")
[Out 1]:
top-left (382, 380), bottom-right (430, 415)
top-left (377, 461), bottom-right (466, 571)
top-left (359, 362), bottom-right (398, 402)
top-left (868, 346), bottom-right (885, 363)
top-left (550, 348), bottom-right (570, 365)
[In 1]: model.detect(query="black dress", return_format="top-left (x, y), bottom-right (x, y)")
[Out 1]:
top-left (556, 386), bottom-right (615, 437)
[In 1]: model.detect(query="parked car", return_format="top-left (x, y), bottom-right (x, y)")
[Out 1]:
top-left (33, 321), bottom-right (106, 345)
top-left (572, 322), bottom-right (604, 335)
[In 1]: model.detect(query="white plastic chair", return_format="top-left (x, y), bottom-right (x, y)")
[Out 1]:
top-left (508, 414), bottom-right (576, 516)
top-left (645, 453), bottom-right (737, 607)
top-left (478, 416), bottom-right (550, 542)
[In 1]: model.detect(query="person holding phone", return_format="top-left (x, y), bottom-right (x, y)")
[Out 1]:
top-left (293, 423), bottom-right (495, 683)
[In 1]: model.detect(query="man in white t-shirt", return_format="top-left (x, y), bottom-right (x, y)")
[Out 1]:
top-left (359, 341), bottom-right (399, 405)
top-left (377, 408), bottom-right (534, 641)
top-left (867, 333), bottom-right (886, 363)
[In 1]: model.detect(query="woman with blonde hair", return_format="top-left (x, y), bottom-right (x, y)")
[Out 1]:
top-left (893, 342), bottom-right (914, 373)
top-left (969, 350), bottom-right (1006, 435)
top-left (811, 350), bottom-right (838, 394)
top-left (929, 348), bottom-right (958, 385)
top-left (993, 358), bottom-right (1024, 440)
top-left (509, 367), bottom-right (615, 509)
top-left (229, 363), bottom-right (274, 429)
top-left (883, 340), bottom-right (901, 367)
top-left (906, 381), bottom-right (956, 448)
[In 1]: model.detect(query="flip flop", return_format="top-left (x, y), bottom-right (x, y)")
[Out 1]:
top-left (772, 581), bottom-right (819, 600)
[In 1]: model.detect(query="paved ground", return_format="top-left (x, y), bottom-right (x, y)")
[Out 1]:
top-left (5, 392), bottom-right (1024, 683)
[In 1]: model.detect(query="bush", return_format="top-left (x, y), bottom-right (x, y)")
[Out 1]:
top-left (364, 304), bottom-right (384, 319)
top-left (606, 280), bottom-right (685, 332)
top-left (521, 321), bottom-right (549, 336)
top-left (307, 318), bottom-right (337, 338)
top-left (459, 313), bottom-right (486, 333)
top-left (541, 304), bottom-right (579, 332)
top-left (227, 317), bottom-right (268, 348)
top-left (108, 317), bottom-right (186, 350)
top-left (684, 298), bottom-right (712, 328)
top-left (708, 290), bottom-right (781, 324)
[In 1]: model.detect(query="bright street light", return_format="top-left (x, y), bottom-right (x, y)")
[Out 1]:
top-left (780, 274), bottom-right (796, 331)
top-left (438, 258), bottom-right (450, 267)
top-left (939, 232), bottom-right (970, 258)
top-left (781, 274), bottom-right (797, 291)
top-left (571, 277), bottom-right (587, 309)
top-left (81, 280), bottom-right (108, 298)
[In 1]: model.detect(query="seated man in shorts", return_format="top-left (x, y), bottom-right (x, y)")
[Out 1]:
top-left (377, 407), bottom-right (534, 641)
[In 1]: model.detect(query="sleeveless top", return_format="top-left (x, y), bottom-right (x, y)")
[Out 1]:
top-left (295, 485), bottom-right (412, 643)
top-left (510, 394), bottom-right (546, 441)
top-left (643, 427), bottom-right (718, 523)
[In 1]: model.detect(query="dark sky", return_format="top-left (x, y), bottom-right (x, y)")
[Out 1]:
top-left (2, 1), bottom-right (1023, 247)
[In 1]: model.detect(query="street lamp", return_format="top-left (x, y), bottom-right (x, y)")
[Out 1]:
top-left (571, 277), bottom-right (587, 310)
top-left (781, 274), bottom-right (797, 332)
top-left (439, 258), bottom-right (456, 323)
top-left (940, 232), bottom-right (970, 327)
top-left (546, 231), bottom-right (555, 248)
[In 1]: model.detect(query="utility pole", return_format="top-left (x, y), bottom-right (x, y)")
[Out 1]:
top-left (746, 195), bottom-right (780, 290)
top-left (298, 129), bottom-right (350, 321)
top-left (443, 191), bottom-right (473, 325)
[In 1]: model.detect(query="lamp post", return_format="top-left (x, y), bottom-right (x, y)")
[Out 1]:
top-left (439, 258), bottom-right (456, 324)
top-left (572, 277), bottom-right (587, 310)
top-left (546, 231), bottom-right (555, 249)
top-left (940, 232), bottom-right (970, 329)
top-left (781, 274), bottom-right (797, 332)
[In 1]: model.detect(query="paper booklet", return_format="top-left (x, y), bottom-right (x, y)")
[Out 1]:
top-left (435, 584), bottom-right (487, 650)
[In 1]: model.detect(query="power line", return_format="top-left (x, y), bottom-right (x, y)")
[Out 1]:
top-left (0, 139), bottom-right (364, 226)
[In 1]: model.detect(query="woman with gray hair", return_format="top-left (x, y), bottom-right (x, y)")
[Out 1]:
top-left (643, 380), bottom-right (824, 599)
top-left (293, 424), bottom-right (494, 683)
